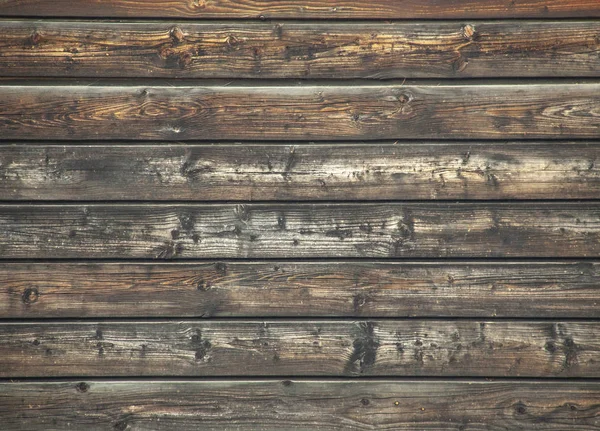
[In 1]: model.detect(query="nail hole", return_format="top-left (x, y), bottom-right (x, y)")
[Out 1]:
top-left (75, 382), bottom-right (89, 393)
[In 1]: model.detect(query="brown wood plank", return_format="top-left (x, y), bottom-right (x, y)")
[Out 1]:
top-left (2, 380), bottom-right (599, 430)
top-left (3, 261), bottom-right (599, 318)
top-left (1, 203), bottom-right (600, 259)
top-left (2, 142), bottom-right (600, 200)
top-left (1, 83), bottom-right (599, 140)
top-left (1, 320), bottom-right (599, 377)
top-left (0, 0), bottom-right (598, 19)
top-left (2, 21), bottom-right (599, 78)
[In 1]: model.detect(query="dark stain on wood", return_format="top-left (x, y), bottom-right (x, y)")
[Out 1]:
top-left (345, 321), bottom-right (380, 374)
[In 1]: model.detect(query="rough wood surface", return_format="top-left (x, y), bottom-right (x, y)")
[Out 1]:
top-left (1, 83), bottom-right (599, 140)
top-left (2, 142), bottom-right (600, 200)
top-left (0, 0), bottom-right (598, 19)
top-left (2, 320), bottom-right (599, 378)
top-left (2, 21), bottom-right (599, 78)
top-left (2, 380), bottom-right (599, 430)
top-left (2, 1), bottom-right (599, 429)
top-left (2, 261), bottom-right (599, 318)
top-left (1, 203), bottom-right (599, 259)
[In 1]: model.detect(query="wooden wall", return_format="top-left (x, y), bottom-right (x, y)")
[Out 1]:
top-left (0, 1), bottom-right (599, 429)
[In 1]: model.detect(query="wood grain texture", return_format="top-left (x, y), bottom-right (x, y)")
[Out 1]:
top-left (2, 142), bottom-right (600, 200)
top-left (0, 0), bottom-right (598, 19)
top-left (3, 261), bottom-right (599, 318)
top-left (1, 83), bottom-right (599, 140)
top-left (1, 203), bottom-right (600, 259)
top-left (1, 380), bottom-right (599, 430)
top-left (1, 320), bottom-right (599, 377)
top-left (2, 21), bottom-right (599, 78)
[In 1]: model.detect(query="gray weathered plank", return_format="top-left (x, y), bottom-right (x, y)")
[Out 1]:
top-left (0, 0), bottom-right (598, 19)
top-left (2, 142), bottom-right (600, 200)
top-left (2, 380), bottom-right (599, 430)
top-left (3, 261), bottom-right (599, 318)
top-left (1, 83), bottom-right (599, 140)
top-left (1, 320), bottom-right (598, 377)
top-left (1, 203), bottom-right (599, 258)
top-left (2, 21), bottom-right (599, 78)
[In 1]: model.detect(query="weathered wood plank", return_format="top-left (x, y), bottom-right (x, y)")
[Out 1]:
top-left (2, 142), bottom-right (600, 200)
top-left (3, 262), bottom-right (599, 318)
top-left (0, 0), bottom-right (598, 19)
top-left (1, 83), bottom-right (599, 140)
top-left (2, 21), bottom-right (599, 78)
top-left (2, 380), bottom-right (599, 430)
top-left (1, 203), bottom-right (599, 258)
top-left (1, 320), bottom-right (598, 377)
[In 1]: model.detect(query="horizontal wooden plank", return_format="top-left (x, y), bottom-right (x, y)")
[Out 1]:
top-left (1, 203), bottom-right (599, 258)
top-left (3, 262), bottom-right (599, 318)
top-left (2, 142), bottom-right (600, 200)
top-left (1, 320), bottom-right (599, 377)
top-left (2, 21), bottom-right (599, 78)
top-left (2, 380), bottom-right (599, 431)
top-left (1, 83), bottom-right (599, 140)
top-left (0, 0), bottom-right (598, 19)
